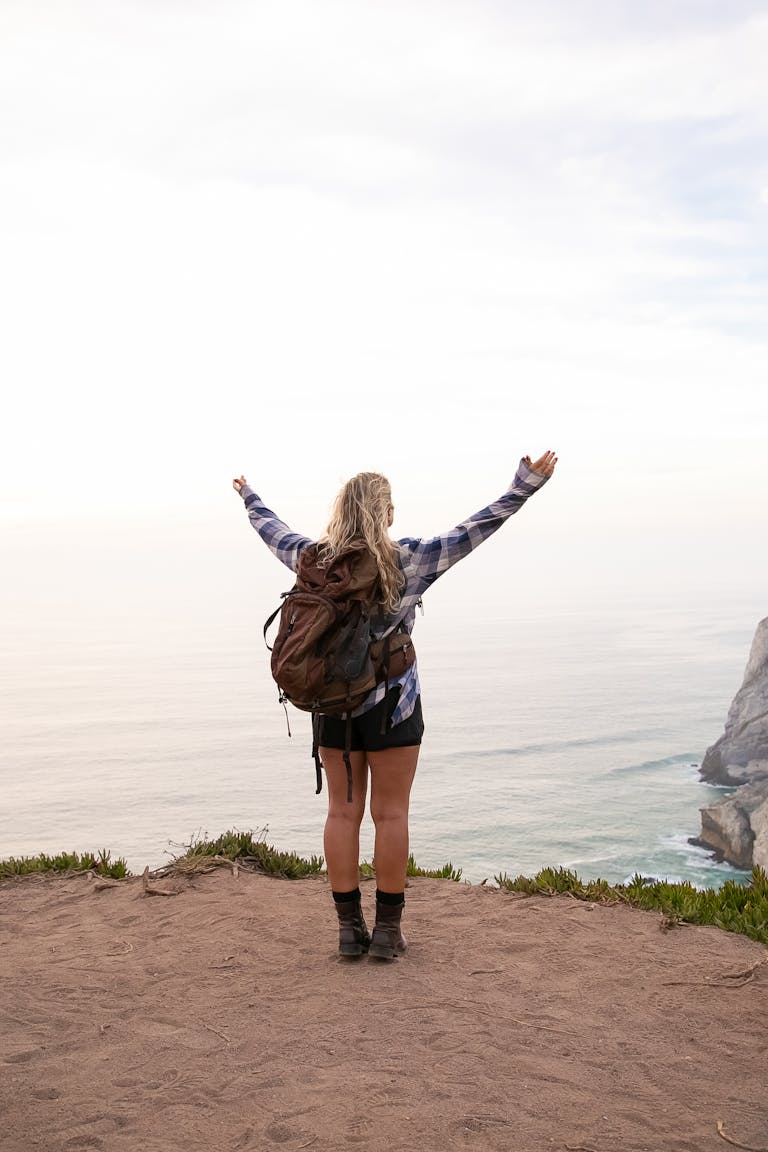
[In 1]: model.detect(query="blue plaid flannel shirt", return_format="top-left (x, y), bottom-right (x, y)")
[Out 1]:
top-left (240, 458), bottom-right (550, 726)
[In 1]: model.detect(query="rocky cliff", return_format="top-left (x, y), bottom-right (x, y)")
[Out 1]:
top-left (696, 617), bottom-right (768, 871)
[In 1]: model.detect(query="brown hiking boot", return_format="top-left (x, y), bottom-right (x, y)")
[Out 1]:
top-left (369, 900), bottom-right (407, 961)
top-left (334, 897), bottom-right (371, 958)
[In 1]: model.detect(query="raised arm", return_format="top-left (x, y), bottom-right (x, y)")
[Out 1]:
top-left (398, 452), bottom-right (556, 595)
top-left (232, 475), bottom-right (312, 573)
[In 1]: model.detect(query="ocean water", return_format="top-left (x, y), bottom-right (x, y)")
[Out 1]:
top-left (0, 530), bottom-right (762, 889)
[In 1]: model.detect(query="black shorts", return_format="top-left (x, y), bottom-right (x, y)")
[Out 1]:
top-left (318, 688), bottom-right (424, 752)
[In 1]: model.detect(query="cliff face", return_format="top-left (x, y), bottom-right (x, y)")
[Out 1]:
top-left (698, 779), bottom-right (768, 871)
top-left (700, 617), bottom-right (768, 786)
top-left (697, 617), bottom-right (768, 871)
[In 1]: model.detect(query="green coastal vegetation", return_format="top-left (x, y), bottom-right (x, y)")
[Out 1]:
top-left (2, 829), bottom-right (766, 946)
top-left (0, 848), bottom-right (130, 880)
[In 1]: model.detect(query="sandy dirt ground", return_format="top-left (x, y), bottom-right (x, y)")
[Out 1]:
top-left (1, 868), bottom-right (767, 1152)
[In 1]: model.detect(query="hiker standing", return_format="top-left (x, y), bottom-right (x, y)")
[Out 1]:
top-left (233, 451), bottom-right (557, 960)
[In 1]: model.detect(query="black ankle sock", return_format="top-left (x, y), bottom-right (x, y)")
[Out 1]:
top-left (376, 889), bottom-right (405, 906)
top-left (332, 888), bottom-right (361, 904)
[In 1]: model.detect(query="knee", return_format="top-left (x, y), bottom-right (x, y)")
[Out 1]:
top-left (370, 800), bottom-right (407, 828)
top-left (327, 801), bottom-right (365, 827)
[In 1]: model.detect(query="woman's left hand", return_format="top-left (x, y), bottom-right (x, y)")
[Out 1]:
top-left (525, 451), bottom-right (557, 477)
top-left (232, 475), bottom-right (247, 493)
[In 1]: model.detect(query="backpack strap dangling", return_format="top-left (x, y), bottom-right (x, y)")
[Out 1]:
top-left (379, 633), bottom-right (392, 735)
top-left (311, 710), bottom-right (353, 803)
top-left (311, 713), bottom-right (323, 795)
top-left (343, 714), bottom-right (353, 803)
top-left (263, 593), bottom-right (290, 651)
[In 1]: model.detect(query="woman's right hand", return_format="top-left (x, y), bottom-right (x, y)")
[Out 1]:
top-left (232, 475), bottom-right (247, 493)
top-left (525, 451), bottom-right (557, 477)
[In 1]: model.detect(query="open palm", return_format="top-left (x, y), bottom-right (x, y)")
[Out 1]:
top-left (525, 451), bottom-right (557, 477)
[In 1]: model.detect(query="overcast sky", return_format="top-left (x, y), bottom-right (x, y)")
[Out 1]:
top-left (1, 1), bottom-right (767, 594)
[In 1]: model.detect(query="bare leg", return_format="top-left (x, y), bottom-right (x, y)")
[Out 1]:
top-left (368, 745), bottom-right (420, 893)
top-left (320, 748), bottom-right (368, 892)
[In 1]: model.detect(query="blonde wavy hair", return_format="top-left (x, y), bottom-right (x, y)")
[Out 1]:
top-left (318, 472), bottom-right (403, 613)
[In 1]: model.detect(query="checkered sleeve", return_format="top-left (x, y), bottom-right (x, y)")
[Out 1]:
top-left (399, 458), bottom-right (550, 594)
top-left (239, 485), bottom-right (313, 573)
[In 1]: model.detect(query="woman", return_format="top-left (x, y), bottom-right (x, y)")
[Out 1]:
top-left (232, 450), bottom-right (556, 961)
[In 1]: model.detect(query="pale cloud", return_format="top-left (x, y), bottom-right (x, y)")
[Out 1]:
top-left (0, 0), bottom-right (766, 594)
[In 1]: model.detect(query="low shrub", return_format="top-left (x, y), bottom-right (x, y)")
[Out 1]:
top-left (170, 829), bottom-right (325, 879)
top-left (495, 864), bottom-right (768, 945)
top-left (0, 849), bottom-right (129, 880)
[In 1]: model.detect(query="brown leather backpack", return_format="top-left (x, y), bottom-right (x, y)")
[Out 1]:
top-left (263, 542), bottom-right (415, 799)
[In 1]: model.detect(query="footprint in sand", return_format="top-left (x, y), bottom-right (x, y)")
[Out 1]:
top-left (264, 1120), bottom-right (315, 1144)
